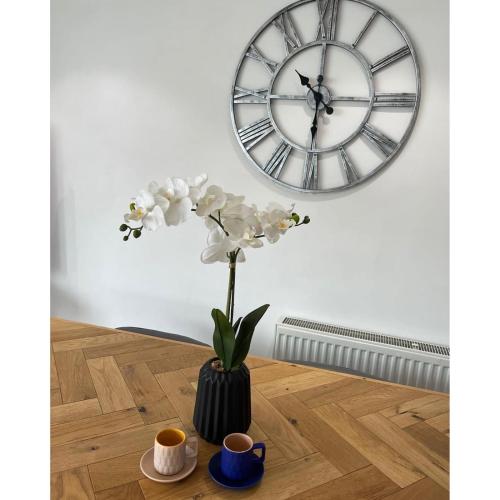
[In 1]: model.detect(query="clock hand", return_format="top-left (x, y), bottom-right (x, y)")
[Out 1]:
top-left (319, 95), bottom-right (334, 115)
top-left (317, 74), bottom-right (334, 115)
top-left (295, 69), bottom-right (311, 88)
top-left (296, 70), bottom-right (334, 115)
top-left (318, 42), bottom-right (332, 113)
top-left (311, 90), bottom-right (321, 141)
top-left (324, 102), bottom-right (334, 115)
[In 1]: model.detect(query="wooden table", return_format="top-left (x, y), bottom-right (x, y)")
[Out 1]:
top-left (51, 318), bottom-right (449, 499)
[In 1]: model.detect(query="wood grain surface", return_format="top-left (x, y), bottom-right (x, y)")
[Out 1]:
top-left (51, 318), bottom-right (449, 499)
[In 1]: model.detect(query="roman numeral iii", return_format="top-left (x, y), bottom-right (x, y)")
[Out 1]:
top-left (374, 93), bottom-right (417, 108)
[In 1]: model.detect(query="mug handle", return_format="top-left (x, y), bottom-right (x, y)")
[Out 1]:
top-left (251, 442), bottom-right (266, 463)
top-left (186, 436), bottom-right (198, 458)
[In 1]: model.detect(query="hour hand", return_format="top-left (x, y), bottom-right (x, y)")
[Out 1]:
top-left (311, 124), bottom-right (318, 141)
top-left (295, 70), bottom-right (311, 88)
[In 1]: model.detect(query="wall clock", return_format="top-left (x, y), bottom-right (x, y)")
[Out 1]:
top-left (230, 0), bottom-right (420, 193)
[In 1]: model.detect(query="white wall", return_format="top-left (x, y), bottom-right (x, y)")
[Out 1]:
top-left (51, 0), bottom-right (449, 356)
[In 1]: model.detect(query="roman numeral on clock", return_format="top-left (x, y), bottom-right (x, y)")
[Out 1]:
top-left (316, 0), bottom-right (340, 41)
top-left (233, 86), bottom-right (268, 104)
top-left (238, 118), bottom-right (274, 150)
top-left (303, 148), bottom-right (318, 190)
top-left (373, 92), bottom-right (417, 108)
top-left (371, 46), bottom-right (411, 73)
top-left (263, 141), bottom-right (292, 179)
top-left (361, 123), bottom-right (397, 156)
top-left (339, 146), bottom-right (359, 184)
top-left (273, 11), bottom-right (302, 55)
top-left (352, 11), bottom-right (377, 48)
top-left (245, 44), bottom-right (278, 75)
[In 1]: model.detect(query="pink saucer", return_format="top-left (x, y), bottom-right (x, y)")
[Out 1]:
top-left (140, 447), bottom-right (197, 483)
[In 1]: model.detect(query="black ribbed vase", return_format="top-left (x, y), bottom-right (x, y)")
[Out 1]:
top-left (193, 358), bottom-right (251, 444)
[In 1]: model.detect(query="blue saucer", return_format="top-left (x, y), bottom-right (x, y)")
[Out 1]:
top-left (208, 451), bottom-right (264, 490)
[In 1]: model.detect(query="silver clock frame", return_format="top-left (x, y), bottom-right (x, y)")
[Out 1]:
top-left (229, 0), bottom-right (421, 194)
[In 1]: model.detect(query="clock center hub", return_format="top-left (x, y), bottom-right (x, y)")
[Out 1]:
top-left (306, 84), bottom-right (331, 111)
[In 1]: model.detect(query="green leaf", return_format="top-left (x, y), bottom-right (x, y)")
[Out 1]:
top-left (233, 317), bottom-right (242, 334)
top-left (230, 304), bottom-right (269, 370)
top-left (211, 309), bottom-right (235, 371)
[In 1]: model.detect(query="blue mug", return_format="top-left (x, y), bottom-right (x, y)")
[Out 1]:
top-left (221, 433), bottom-right (266, 481)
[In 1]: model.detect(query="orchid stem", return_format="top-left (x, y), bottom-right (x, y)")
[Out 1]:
top-left (191, 207), bottom-right (228, 235)
top-left (209, 214), bottom-right (229, 236)
top-left (226, 252), bottom-right (237, 325)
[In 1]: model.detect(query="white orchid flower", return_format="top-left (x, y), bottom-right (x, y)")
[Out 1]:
top-left (237, 226), bottom-right (264, 249)
top-left (149, 177), bottom-right (193, 226)
top-left (124, 189), bottom-right (165, 231)
top-left (141, 206), bottom-right (165, 231)
top-left (223, 217), bottom-right (249, 241)
top-left (200, 227), bottom-right (246, 264)
top-left (124, 208), bottom-right (144, 222)
top-left (242, 204), bottom-right (263, 236)
top-left (125, 190), bottom-right (155, 220)
top-left (216, 195), bottom-right (261, 242)
top-left (224, 211), bottom-right (261, 242)
top-left (121, 175), bottom-right (307, 266)
top-left (196, 185), bottom-right (227, 217)
top-left (221, 201), bottom-right (252, 239)
top-left (259, 202), bottom-right (295, 244)
top-left (187, 173), bottom-right (208, 204)
top-left (219, 193), bottom-right (246, 217)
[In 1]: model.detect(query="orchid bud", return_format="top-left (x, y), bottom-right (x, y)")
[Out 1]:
top-left (303, 216), bottom-right (310, 224)
top-left (119, 224), bottom-right (128, 232)
top-left (123, 235), bottom-right (129, 241)
top-left (133, 229), bottom-right (141, 239)
top-left (291, 213), bottom-right (300, 224)
top-left (129, 202), bottom-right (136, 211)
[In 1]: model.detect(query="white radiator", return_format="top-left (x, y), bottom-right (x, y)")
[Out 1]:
top-left (273, 317), bottom-right (449, 393)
